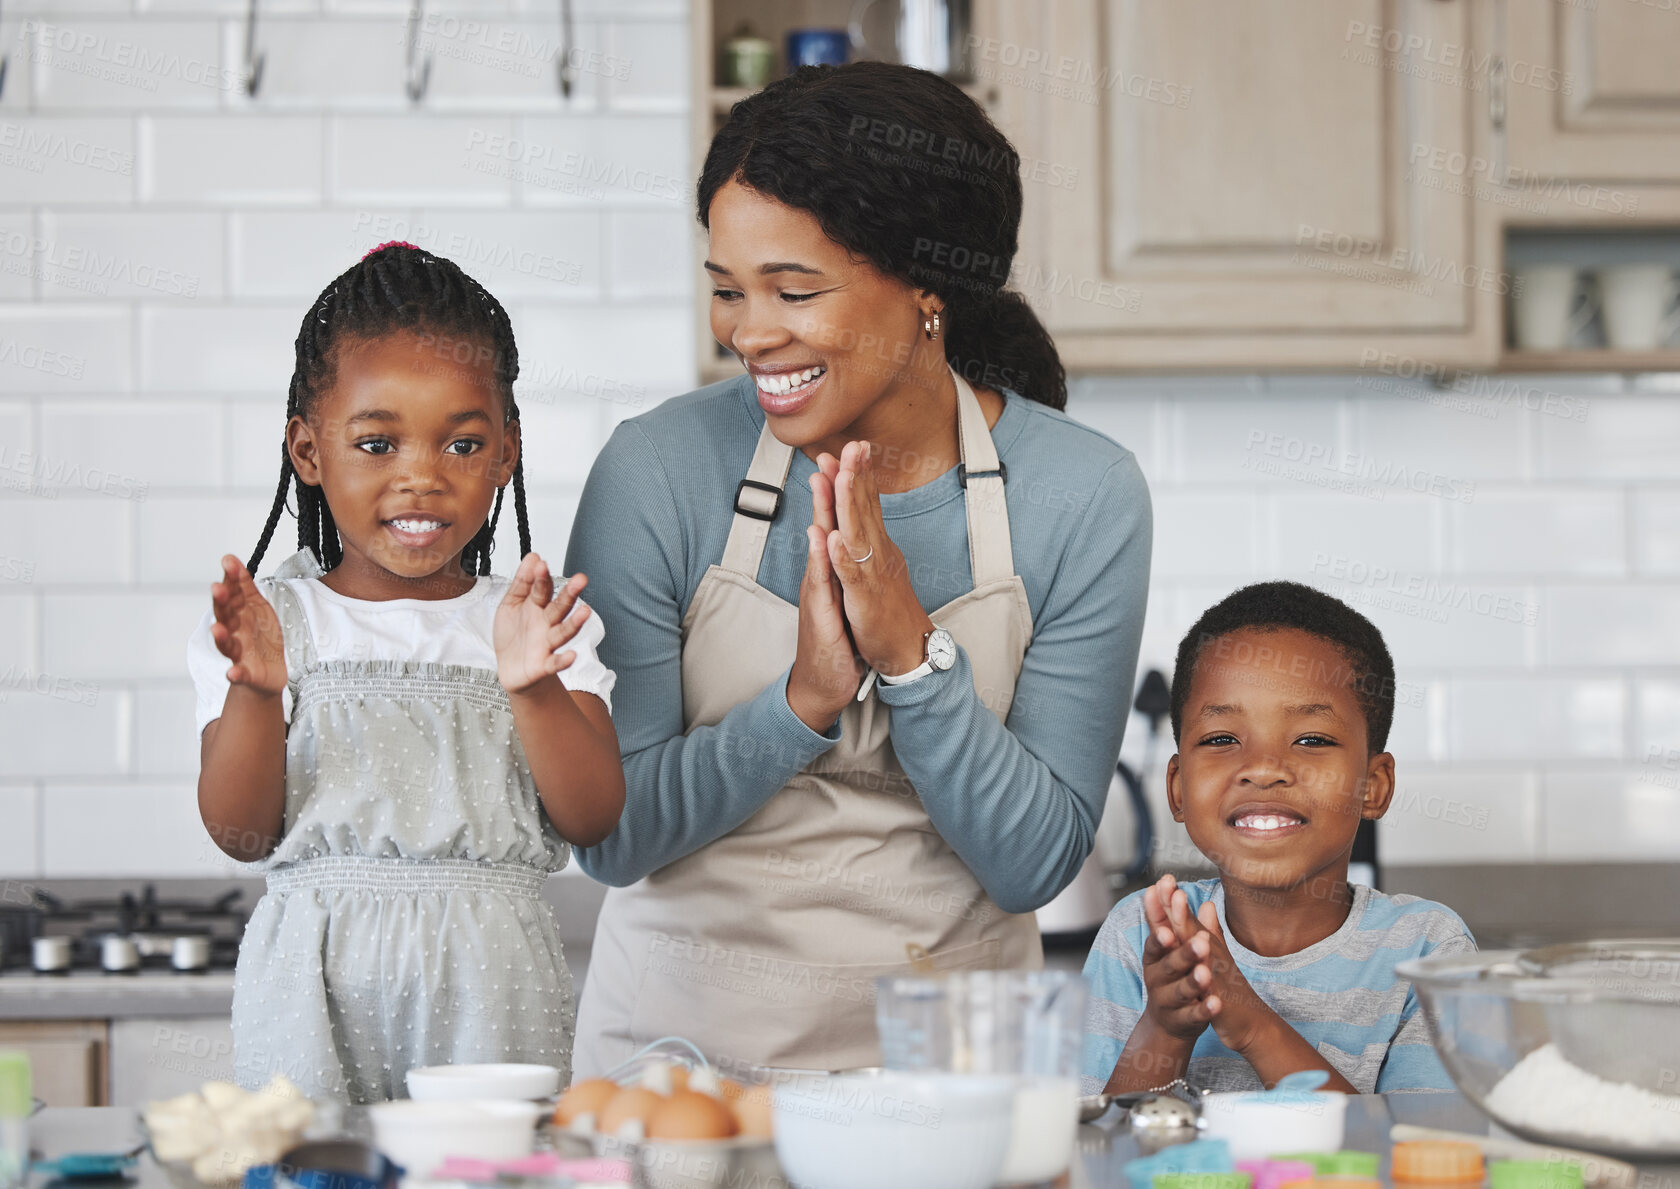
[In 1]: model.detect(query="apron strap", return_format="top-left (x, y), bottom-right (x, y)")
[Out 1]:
top-left (718, 368), bottom-right (1015, 586)
top-left (952, 368), bottom-right (1016, 587)
top-left (266, 579), bottom-right (319, 673)
top-left (720, 415), bottom-right (796, 578)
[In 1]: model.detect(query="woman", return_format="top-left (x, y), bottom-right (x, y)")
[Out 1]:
top-left (565, 62), bottom-right (1152, 1076)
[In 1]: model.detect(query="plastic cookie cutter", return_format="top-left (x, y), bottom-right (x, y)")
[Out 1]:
top-left (31, 1147), bottom-right (144, 1181)
top-left (1255, 1070), bottom-right (1329, 1101)
top-left (1153, 1176), bottom-right (1253, 1189)
top-left (1123, 1137), bottom-right (1236, 1189)
top-left (1271, 1151), bottom-right (1382, 1178)
top-left (1390, 1140), bottom-right (1486, 1183)
top-left (1488, 1160), bottom-right (1586, 1189)
top-left (1236, 1158), bottom-right (1318, 1189)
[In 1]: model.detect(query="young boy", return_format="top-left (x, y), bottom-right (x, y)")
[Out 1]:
top-left (1081, 581), bottom-right (1474, 1095)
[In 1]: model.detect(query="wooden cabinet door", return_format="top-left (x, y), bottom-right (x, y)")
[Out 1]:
top-left (982, 0), bottom-right (1495, 368)
top-left (0, 1020), bottom-right (108, 1107)
top-left (1506, 0), bottom-right (1680, 182)
top-left (108, 1017), bottom-right (236, 1107)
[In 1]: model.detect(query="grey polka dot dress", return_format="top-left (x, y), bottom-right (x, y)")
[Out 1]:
top-left (231, 561), bottom-right (576, 1105)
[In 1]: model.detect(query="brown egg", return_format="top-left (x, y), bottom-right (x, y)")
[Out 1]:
top-left (712, 1077), bottom-right (746, 1103)
top-left (729, 1084), bottom-right (774, 1139)
top-left (599, 1087), bottom-right (667, 1136)
top-left (553, 1078), bottom-right (620, 1127)
top-left (647, 1090), bottom-right (738, 1141)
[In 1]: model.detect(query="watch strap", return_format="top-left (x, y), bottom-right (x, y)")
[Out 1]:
top-left (877, 661), bottom-right (933, 686)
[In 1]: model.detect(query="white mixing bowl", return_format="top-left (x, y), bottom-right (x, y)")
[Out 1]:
top-left (1198, 1089), bottom-right (1348, 1160)
top-left (405, 1063), bottom-right (560, 1101)
top-left (772, 1071), bottom-right (1015, 1189)
top-left (367, 1099), bottom-right (544, 1176)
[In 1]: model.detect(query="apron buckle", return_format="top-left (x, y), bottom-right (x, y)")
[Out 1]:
top-left (956, 461), bottom-right (1007, 488)
top-left (734, 477), bottom-right (784, 521)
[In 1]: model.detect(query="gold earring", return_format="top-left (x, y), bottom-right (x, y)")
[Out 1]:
top-left (924, 310), bottom-right (941, 341)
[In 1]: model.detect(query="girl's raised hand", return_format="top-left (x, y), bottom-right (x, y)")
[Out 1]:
top-left (209, 554), bottom-right (288, 695)
top-left (495, 552), bottom-right (590, 696)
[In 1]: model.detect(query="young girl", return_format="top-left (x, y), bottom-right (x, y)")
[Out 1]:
top-left (187, 242), bottom-right (625, 1104)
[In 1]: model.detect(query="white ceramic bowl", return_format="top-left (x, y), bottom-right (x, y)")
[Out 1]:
top-left (1198, 1089), bottom-right (1348, 1160)
top-left (405, 1062), bottom-right (560, 1101)
top-left (367, 1099), bottom-right (544, 1176)
top-left (771, 1071), bottom-right (1015, 1189)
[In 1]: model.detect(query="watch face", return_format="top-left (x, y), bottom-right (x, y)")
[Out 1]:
top-left (927, 628), bottom-right (956, 671)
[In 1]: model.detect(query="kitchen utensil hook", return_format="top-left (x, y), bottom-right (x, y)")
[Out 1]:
top-left (241, 0), bottom-right (264, 97)
top-left (556, 0), bottom-right (574, 97)
top-left (404, 0), bottom-right (432, 103)
top-left (0, 0), bottom-right (10, 101)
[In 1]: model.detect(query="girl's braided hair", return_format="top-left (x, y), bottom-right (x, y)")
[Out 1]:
top-left (247, 242), bottom-right (530, 578)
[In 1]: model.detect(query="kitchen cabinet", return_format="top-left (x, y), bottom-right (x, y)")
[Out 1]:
top-left (1504, 0), bottom-right (1680, 184)
top-left (981, 0), bottom-right (1502, 369)
top-left (1479, 1), bottom-right (1680, 372)
top-left (688, 1), bottom-right (1680, 373)
top-left (0, 1020), bottom-right (108, 1106)
top-left (108, 1017), bottom-right (235, 1107)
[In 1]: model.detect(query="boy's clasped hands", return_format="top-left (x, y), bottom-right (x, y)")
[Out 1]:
top-left (1133, 871), bottom-right (1358, 1094)
top-left (1141, 871), bottom-right (1268, 1056)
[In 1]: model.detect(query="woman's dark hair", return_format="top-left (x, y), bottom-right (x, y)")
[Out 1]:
top-left (247, 243), bottom-right (530, 577)
top-left (1169, 581), bottom-right (1397, 753)
top-left (698, 61), bottom-right (1066, 409)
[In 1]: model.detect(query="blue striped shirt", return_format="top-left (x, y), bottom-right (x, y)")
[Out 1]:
top-left (1080, 879), bottom-right (1476, 1094)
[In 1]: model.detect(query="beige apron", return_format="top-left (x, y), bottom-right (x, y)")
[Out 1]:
top-left (574, 370), bottom-right (1043, 1076)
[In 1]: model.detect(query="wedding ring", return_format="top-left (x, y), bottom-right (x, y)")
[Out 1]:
top-left (848, 546), bottom-right (873, 564)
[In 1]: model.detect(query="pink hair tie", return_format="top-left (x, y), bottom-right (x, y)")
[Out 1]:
top-left (362, 240), bottom-right (420, 259)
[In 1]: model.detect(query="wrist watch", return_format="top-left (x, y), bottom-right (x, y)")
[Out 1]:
top-left (878, 626), bottom-right (957, 686)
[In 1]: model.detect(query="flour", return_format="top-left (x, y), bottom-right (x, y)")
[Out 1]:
top-left (1484, 1043), bottom-right (1680, 1149)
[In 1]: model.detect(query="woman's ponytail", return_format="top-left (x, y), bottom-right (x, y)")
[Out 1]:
top-left (944, 290), bottom-right (1067, 411)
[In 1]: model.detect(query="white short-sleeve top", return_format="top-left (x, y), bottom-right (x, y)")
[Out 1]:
top-left (187, 549), bottom-right (616, 735)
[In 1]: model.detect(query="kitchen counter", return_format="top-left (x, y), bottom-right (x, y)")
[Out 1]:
top-left (0, 972), bottom-right (234, 1020)
top-left (26, 1095), bottom-right (1680, 1189)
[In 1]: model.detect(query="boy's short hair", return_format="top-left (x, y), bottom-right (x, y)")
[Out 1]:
top-left (1169, 580), bottom-right (1396, 752)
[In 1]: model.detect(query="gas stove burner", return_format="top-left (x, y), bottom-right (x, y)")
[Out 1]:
top-left (1, 883), bottom-right (249, 975)
top-left (172, 935), bottom-right (212, 973)
top-left (100, 935), bottom-right (140, 974)
top-left (32, 936), bottom-right (72, 974)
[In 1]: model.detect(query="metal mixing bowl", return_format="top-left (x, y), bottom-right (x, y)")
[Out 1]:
top-left (1397, 940), bottom-right (1680, 1159)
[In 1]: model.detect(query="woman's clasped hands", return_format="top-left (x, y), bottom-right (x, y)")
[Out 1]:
top-left (786, 440), bottom-right (936, 731)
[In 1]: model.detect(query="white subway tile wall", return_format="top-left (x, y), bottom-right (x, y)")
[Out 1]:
top-left (1092, 372), bottom-right (1680, 869)
top-left (0, 4), bottom-right (1672, 880)
top-left (1542, 772), bottom-right (1680, 863)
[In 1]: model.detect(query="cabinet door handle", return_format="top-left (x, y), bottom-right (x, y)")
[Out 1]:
top-left (1488, 53), bottom-right (1507, 131)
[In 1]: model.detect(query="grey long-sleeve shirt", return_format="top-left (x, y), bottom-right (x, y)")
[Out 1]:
top-left (563, 374), bottom-right (1152, 914)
